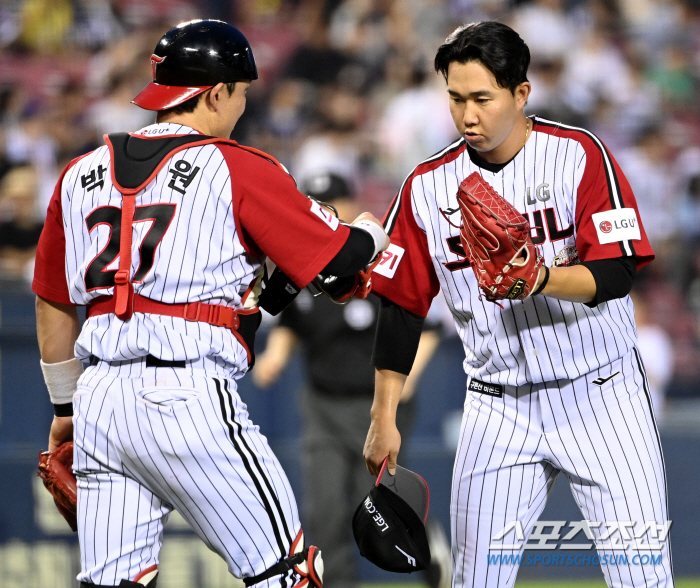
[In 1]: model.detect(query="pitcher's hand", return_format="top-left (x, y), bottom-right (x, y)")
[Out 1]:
top-left (364, 416), bottom-right (401, 476)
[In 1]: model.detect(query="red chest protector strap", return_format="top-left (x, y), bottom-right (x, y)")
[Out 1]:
top-left (87, 294), bottom-right (261, 365)
top-left (87, 293), bottom-right (258, 329)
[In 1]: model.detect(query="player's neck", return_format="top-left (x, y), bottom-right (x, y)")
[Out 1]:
top-left (155, 112), bottom-right (204, 134)
top-left (478, 116), bottom-right (532, 164)
top-left (155, 111), bottom-right (225, 138)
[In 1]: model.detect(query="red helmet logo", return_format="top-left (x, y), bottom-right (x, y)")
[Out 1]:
top-left (150, 54), bottom-right (166, 80)
top-left (599, 220), bottom-right (612, 234)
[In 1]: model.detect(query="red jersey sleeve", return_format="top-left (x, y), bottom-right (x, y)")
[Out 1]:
top-left (221, 145), bottom-right (350, 288)
top-left (32, 157), bottom-right (85, 305)
top-left (370, 176), bottom-right (440, 318)
top-left (573, 135), bottom-right (654, 268)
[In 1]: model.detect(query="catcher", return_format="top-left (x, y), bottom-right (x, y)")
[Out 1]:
top-left (364, 21), bottom-right (673, 588)
top-left (34, 19), bottom-right (388, 588)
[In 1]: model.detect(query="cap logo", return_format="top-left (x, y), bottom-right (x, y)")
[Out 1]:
top-left (151, 54), bottom-right (166, 80)
top-left (395, 546), bottom-right (416, 567)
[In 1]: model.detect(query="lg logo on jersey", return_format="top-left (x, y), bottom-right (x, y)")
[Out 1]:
top-left (525, 183), bottom-right (550, 204)
top-left (600, 218), bottom-right (635, 234)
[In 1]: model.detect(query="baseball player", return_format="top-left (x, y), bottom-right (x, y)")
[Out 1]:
top-left (33, 20), bottom-right (388, 588)
top-left (363, 22), bottom-right (674, 588)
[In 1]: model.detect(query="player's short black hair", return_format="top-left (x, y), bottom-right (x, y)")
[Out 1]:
top-left (434, 22), bottom-right (530, 94)
top-left (157, 82), bottom-right (237, 117)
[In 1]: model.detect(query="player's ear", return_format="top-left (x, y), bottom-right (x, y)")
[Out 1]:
top-left (206, 83), bottom-right (228, 112)
top-left (514, 81), bottom-right (531, 109)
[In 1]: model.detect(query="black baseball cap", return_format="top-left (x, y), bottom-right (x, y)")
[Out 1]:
top-left (352, 458), bottom-right (431, 573)
top-left (301, 173), bottom-right (353, 202)
top-left (132, 20), bottom-right (258, 111)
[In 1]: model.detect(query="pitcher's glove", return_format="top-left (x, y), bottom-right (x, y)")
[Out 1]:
top-left (37, 441), bottom-right (77, 532)
top-left (449, 172), bottom-right (544, 302)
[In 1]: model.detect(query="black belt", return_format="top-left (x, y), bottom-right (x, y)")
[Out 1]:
top-left (89, 355), bottom-right (186, 368)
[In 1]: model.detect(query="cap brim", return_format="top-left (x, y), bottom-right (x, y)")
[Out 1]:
top-left (376, 457), bottom-right (429, 523)
top-left (131, 82), bottom-right (213, 111)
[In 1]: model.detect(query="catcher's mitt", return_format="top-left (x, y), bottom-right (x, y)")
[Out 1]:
top-left (37, 442), bottom-right (77, 532)
top-left (449, 172), bottom-right (543, 302)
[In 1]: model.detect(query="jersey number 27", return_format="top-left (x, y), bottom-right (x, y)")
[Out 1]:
top-left (85, 204), bottom-right (176, 290)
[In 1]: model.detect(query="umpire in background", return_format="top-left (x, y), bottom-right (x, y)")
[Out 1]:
top-left (254, 172), bottom-right (447, 588)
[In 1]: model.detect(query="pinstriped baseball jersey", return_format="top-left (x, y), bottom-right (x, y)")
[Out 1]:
top-left (372, 116), bottom-right (655, 385)
top-left (372, 114), bottom-right (671, 588)
top-left (33, 122), bottom-right (350, 375)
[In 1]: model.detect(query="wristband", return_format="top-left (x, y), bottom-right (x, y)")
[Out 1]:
top-left (531, 266), bottom-right (550, 297)
top-left (53, 403), bottom-right (74, 417)
top-left (40, 357), bottom-right (84, 405)
top-left (353, 220), bottom-right (387, 261)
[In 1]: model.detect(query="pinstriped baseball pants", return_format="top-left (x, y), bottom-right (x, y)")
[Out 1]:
top-left (73, 358), bottom-right (300, 587)
top-left (451, 348), bottom-right (674, 588)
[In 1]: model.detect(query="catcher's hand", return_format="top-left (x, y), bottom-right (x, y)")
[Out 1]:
top-left (449, 172), bottom-right (543, 302)
top-left (313, 255), bottom-right (380, 303)
top-left (37, 441), bottom-right (77, 532)
top-left (308, 204), bottom-right (385, 304)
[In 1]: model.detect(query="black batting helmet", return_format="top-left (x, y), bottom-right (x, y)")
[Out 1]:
top-left (132, 19), bottom-right (259, 111)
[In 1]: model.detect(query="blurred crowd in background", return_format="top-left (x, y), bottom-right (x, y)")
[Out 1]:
top-left (0, 0), bottom-right (699, 401)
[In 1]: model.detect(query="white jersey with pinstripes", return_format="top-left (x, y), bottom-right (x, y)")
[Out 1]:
top-left (373, 116), bottom-right (655, 385)
top-left (34, 122), bottom-right (350, 377)
top-left (65, 124), bottom-right (254, 372)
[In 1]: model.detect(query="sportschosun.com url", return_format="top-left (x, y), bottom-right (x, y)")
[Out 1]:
top-left (487, 553), bottom-right (663, 566)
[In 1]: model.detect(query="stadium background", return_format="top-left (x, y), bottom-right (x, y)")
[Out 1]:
top-left (1, 0), bottom-right (699, 586)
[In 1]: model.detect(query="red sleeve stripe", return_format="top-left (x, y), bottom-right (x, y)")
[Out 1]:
top-left (534, 117), bottom-right (635, 257)
top-left (384, 138), bottom-right (466, 235)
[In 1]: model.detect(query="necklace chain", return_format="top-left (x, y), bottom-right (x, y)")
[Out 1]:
top-left (524, 118), bottom-right (532, 147)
